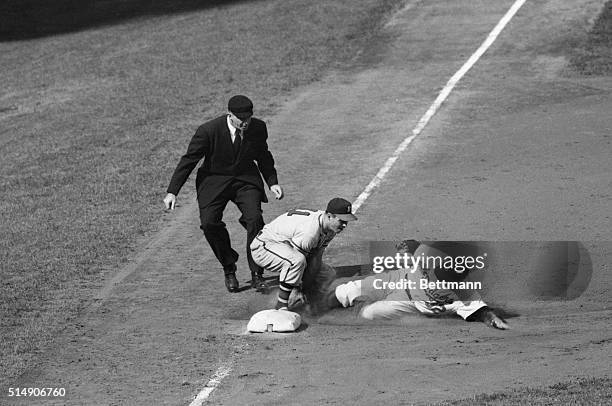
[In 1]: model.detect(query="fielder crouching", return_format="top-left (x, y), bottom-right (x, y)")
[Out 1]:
top-left (327, 241), bottom-right (509, 329)
top-left (250, 198), bottom-right (357, 310)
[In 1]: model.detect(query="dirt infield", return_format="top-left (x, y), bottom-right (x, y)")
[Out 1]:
top-left (5, 0), bottom-right (611, 405)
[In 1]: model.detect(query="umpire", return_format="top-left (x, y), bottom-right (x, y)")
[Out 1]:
top-left (163, 95), bottom-right (283, 293)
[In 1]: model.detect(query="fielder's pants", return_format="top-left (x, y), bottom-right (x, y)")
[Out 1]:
top-left (334, 269), bottom-right (487, 320)
top-left (199, 181), bottom-right (264, 276)
top-left (249, 238), bottom-right (306, 286)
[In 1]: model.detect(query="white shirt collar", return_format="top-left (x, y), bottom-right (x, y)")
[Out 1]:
top-left (226, 115), bottom-right (238, 137)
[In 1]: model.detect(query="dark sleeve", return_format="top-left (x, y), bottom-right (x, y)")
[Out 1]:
top-left (255, 124), bottom-right (279, 187)
top-left (465, 306), bottom-right (490, 322)
top-left (166, 125), bottom-right (210, 196)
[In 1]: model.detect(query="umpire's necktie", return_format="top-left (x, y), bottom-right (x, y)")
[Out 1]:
top-left (233, 129), bottom-right (242, 156)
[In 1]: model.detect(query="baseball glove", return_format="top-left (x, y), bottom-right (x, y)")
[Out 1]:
top-left (288, 287), bottom-right (308, 310)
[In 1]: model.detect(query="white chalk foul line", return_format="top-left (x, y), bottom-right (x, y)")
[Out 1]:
top-left (188, 360), bottom-right (234, 406)
top-left (188, 0), bottom-right (528, 403)
top-left (352, 0), bottom-right (527, 213)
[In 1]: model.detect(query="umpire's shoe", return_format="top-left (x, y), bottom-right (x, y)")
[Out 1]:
top-left (224, 264), bottom-right (239, 293)
top-left (251, 274), bottom-right (269, 294)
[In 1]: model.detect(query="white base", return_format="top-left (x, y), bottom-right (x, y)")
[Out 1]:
top-left (247, 309), bottom-right (302, 333)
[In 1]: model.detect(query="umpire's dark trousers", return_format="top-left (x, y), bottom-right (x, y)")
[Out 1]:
top-left (199, 180), bottom-right (264, 277)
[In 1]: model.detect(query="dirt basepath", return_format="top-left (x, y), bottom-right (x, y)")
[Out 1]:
top-left (8, 0), bottom-right (611, 405)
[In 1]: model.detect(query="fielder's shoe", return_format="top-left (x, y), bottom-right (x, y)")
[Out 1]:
top-left (251, 274), bottom-right (269, 293)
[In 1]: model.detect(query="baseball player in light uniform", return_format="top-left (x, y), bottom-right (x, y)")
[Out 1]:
top-left (250, 198), bottom-right (357, 310)
top-left (328, 241), bottom-right (509, 329)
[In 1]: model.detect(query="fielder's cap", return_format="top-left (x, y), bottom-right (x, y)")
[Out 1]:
top-left (326, 197), bottom-right (357, 221)
top-left (228, 95), bottom-right (253, 120)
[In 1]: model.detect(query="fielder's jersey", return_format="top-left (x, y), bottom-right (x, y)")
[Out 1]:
top-left (259, 209), bottom-right (336, 256)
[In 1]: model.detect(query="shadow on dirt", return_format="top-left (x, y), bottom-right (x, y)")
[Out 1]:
top-left (234, 276), bottom-right (278, 293)
top-left (0, 0), bottom-right (255, 42)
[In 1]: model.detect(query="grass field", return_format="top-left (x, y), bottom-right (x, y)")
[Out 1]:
top-left (568, 0), bottom-right (612, 74)
top-left (439, 377), bottom-right (612, 406)
top-left (0, 0), bottom-right (403, 388)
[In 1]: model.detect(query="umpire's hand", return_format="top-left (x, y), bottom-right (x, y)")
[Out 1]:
top-left (270, 184), bottom-right (284, 200)
top-left (163, 193), bottom-right (177, 210)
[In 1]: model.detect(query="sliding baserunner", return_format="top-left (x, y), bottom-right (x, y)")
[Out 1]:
top-left (325, 241), bottom-right (509, 329)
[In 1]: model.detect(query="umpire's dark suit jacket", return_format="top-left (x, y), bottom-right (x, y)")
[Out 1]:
top-left (167, 115), bottom-right (279, 208)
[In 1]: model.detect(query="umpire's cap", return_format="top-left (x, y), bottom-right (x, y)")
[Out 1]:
top-left (228, 95), bottom-right (253, 120)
